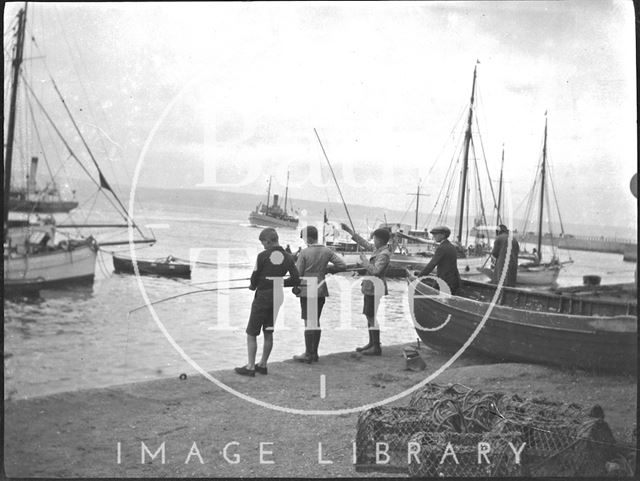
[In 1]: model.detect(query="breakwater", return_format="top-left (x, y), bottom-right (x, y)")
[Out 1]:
top-left (517, 233), bottom-right (637, 258)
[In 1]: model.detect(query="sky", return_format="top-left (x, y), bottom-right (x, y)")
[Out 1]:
top-left (4, 1), bottom-right (637, 235)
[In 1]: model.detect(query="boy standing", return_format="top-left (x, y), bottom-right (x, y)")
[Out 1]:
top-left (341, 223), bottom-right (391, 356)
top-left (235, 228), bottom-right (299, 377)
top-left (292, 226), bottom-right (347, 363)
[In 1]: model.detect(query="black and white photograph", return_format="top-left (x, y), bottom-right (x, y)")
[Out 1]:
top-left (3, 1), bottom-right (637, 478)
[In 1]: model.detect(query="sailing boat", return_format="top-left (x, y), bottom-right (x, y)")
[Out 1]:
top-left (3, 5), bottom-right (154, 293)
top-left (424, 63), bottom-right (493, 275)
top-left (514, 112), bottom-right (571, 285)
top-left (478, 131), bottom-right (567, 286)
top-left (248, 172), bottom-right (299, 229)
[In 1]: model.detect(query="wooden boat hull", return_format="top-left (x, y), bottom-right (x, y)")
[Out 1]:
top-left (112, 255), bottom-right (191, 278)
top-left (517, 264), bottom-right (561, 285)
top-left (410, 278), bottom-right (637, 373)
top-left (478, 263), bottom-right (561, 286)
top-left (4, 242), bottom-right (97, 289)
top-left (248, 211), bottom-right (298, 229)
top-left (8, 198), bottom-right (79, 214)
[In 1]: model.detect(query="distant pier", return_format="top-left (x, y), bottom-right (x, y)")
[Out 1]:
top-left (517, 233), bottom-right (637, 260)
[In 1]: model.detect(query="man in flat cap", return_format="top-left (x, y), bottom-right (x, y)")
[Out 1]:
top-left (490, 224), bottom-right (519, 287)
top-left (415, 225), bottom-right (460, 294)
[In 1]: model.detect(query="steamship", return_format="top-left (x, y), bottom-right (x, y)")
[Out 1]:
top-left (248, 174), bottom-right (299, 229)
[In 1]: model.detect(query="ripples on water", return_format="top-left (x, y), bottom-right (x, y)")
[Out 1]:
top-left (4, 206), bottom-right (636, 400)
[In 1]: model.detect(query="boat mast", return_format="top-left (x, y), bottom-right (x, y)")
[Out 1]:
top-left (265, 176), bottom-right (271, 210)
top-left (322, 208), bottom-right (327, 245)
top-left (4, 6), bottom-right (27, 238)
top-left (496, 144), bottom-right (504, 226)
top-left (536, 112), bottom-right (548, 262)
top-left (456, 63), bottom-right (478, 244)
top-left (406, 180), bottom-right (429, 231)
top-left (284, 170), bottom-right (290, 215)
top-left (415, 183), bottom-right (420, 230)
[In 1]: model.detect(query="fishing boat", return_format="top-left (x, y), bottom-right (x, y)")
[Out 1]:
top-left (248, 173), bottom-right (299, 229)
top-left (3, 5), bottom-right (154, 292)
top-left (408, 274), bottom-right (637, 373)
top-left (8, 157), bottom-right (79, 214)
top-left (421, 63), bottom-right (494, 274)
top-left (479, 113), bottom-right (571, 286)
top-left (324, 212), bottom-right (436, 277)
top-left (346, 223), bottom-right (435, 277)
top-left (113, 255), bottom-right (191, 278)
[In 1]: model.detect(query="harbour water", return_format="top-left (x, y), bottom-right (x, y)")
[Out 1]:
top-left (4, 199), bottom-right (636, 400)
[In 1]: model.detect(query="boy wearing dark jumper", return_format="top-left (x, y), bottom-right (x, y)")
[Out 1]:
top-left (235, 228), bottom-right (299, 377)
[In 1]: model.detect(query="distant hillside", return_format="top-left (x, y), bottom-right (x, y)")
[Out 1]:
top-left (70, 180), bottom-right (637, 240)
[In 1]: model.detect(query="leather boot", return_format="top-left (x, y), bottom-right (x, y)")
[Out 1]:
top-left (293, 330), bottom-right (314, 363)
top-left (311, 330), bottom-right (321, 362)
top-left (362, 329), bottom-right (382, 356)
top-left (356, 330), bottom-right (373, 352)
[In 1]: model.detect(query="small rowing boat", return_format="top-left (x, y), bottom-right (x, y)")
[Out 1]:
top-left (112, 254), bottom-right (191, 278)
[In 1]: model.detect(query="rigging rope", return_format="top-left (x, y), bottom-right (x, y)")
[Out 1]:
top-left (472, 143), bottom-right (489, 236)
top-left (25, 91), bottom-right (56, 183)
top-left (473, 113), bottom-right (498, 212)
top-left (20, 76), bottom-right (144, 240)
top-left (25, 24), bottom-right (149, 241)
top-left (52, 6), bottom-right (127, 204)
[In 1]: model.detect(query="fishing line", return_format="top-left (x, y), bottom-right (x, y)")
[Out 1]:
top-left (183, 277), bottom-right (251, 287)
top-left (128, 285), bottom-right (249, 315)
top-left (130, 269), bottom-right (362, 315)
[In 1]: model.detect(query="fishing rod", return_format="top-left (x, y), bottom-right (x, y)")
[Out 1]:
top-left (313, 128), bottom-right (357, 234)
top-left (128, 285), bottom-right (249, 315)
top-left (130, 269), bottom-right (362, 315)
top-left (186, 277), bottom-right (251, 287)
top-left (171, 257), bottom-right (222, 267)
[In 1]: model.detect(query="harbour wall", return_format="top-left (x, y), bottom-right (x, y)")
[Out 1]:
top-left (517, 234), bottom-right (637, 257)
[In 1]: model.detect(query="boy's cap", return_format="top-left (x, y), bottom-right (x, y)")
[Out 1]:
top-left (429, 226), bottom-right (451, 236)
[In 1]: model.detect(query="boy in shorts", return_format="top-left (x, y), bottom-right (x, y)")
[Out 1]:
top-left (341, 224), bottom-right (391, 356)
top-left (235, 228), bottom-right (299, 377)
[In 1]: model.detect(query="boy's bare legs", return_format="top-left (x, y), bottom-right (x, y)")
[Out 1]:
top-left (246, 334), bottom-right (258, 369)
top-left (258, 330), bottom-right (273, 367)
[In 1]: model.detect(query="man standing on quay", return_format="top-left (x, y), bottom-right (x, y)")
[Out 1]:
top-left (292, 226), bottom-right (347, 363)
top-left (491, 224), bottom-right (519, 287)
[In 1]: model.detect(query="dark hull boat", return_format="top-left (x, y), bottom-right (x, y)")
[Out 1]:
top-left (409, 277), bottom-right (637, 373)
top-left (113, 255), bottom-right (191, 278)
top-left (249, 173), bottom-right (298, 230)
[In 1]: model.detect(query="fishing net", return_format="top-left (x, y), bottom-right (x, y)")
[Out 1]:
top-left (355, 383), bottom-right (621, 477)
top-left (355, 407), bottom-right (438, 473)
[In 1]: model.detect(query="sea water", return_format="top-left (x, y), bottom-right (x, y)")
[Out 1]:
top-left (3, 200), bottom-right (636, 400)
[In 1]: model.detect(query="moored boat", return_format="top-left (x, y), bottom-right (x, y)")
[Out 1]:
top-left (3, 5), bottom-right (154, 294)
top-left (248, 173), bottom-right (299, 229)
top-left (481, 113), bottom-right (571, 286)
top-left (113, 255), bottom-right (191, 278)
top-left (408, 275), bottom-right (637, 373)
